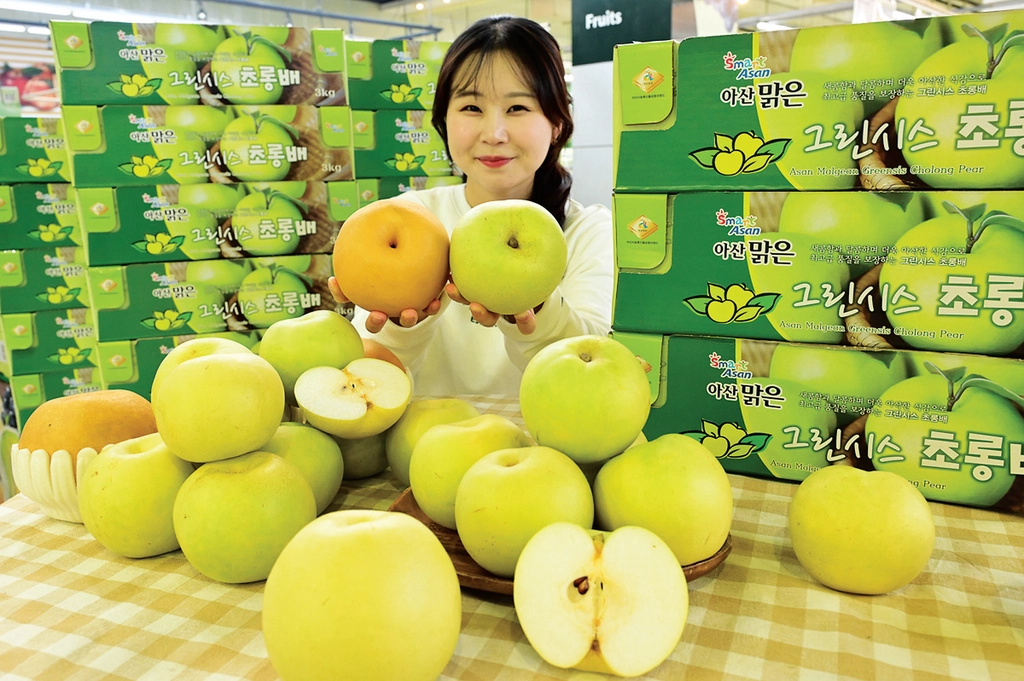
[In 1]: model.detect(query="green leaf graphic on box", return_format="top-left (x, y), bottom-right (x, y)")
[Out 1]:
top-left (119, 156), bottom-right (173, 178)
top-left (725, 443), bottom-right (755, 459)
top-left (28, 224), bottom-right (73, 243)
top-left (35, 286), bottom-right (81, 304)
top-left (684, 420), bottom-right (772, 460)
top-left (142, 309), bottom-right (193, 331)
top-left (755, 139), bottom-right (790, 163)
top-left (688, 148), bottom-right (719, 169)
top-left (16, 159), bottom-right (62, 178)
top-left (739, 433), bottom-right (771, 453)
top-left (747, 293), bottom-right (781, 313)
top-left (741, 155), bottom-right (772, 173)
top-left (384, 154), bottom-right (425, 172)
top-left (683, 295), bottom-right (713, 315)
top-left (132, 233), bottom-right (184, 255)
top-left (732, 306), bottom-right (762, 323)
top-left (48, 347), bottom-right (92, 365)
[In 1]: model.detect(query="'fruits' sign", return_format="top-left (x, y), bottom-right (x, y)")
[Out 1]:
top-left (614, 10), bottom-right (1024, 191)
top-left (50, 22), bottom-right (347, 108)
top-left (613, 190), bottom-right (1024, 358)
top-left (614, 331), bottom-right (1024, 515)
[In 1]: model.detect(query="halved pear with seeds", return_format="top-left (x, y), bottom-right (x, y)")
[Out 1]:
top-left (513, 522), bottom-right (688, 677)
top-left (295, 359), bottom-right (412, 439)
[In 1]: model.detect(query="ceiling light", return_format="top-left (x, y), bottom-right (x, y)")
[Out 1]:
top-left (756, 21), bottom-right (793, 31)
top-left (27, 25), bottom-right (50, 34)
top-left (737, 0), bottom-right (749, 4)
top-left (72, 7), bottom-right (168, 22)
top-left (0, 1), bottom-right (71, 16)
top-left (416, 2), bottom-right (424, 9)
top-left (0, 21), bottom-right (27, 33)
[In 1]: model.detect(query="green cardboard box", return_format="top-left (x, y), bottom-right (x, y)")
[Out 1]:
top-left (344, 37), bottom-right (449, 110)
top-left (51, 22), bottom-right (347, 107)
top-left (0, 117), bottom-right (71, 184)
top-left (355, 176), bottom-right (463, 203)
top-left (77, 181), bottom-right (366, 266)
top-left (97, 330), bottom-right (259, 399)
top-left (613, 189), bottom-right (1024, 358)
top-left (0, 184), bottom-right (82, 251)
top-left (0, 247), bottom-right (89, 314)
top-left (0, 308), bottom-right (98, 377)
top-left (0, 375), bottom-right (15, 502)
top-left (614, 331), bottom-right (1024, 513)
top-left (9, 366), bottom-right (104, 432)
top-left (613, 10), bottom-right (1024, 192)
top-left (88, 253), bottom-right (332, 341)
top-left (62, 104), bottom-right (355, 188)
top-left (352, 109), bottom-right (453, 177)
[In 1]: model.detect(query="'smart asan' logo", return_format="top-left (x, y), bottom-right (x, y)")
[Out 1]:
top-left (722, 52), bottom-right (770, 80)
top-left (716, 209), bottom-right (760, 235)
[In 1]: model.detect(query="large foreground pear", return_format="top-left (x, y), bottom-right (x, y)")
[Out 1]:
top-left (262, 510), bottom-right (462, 681)
top-left (332, 198), bottom-right (450, 317)
top-left (449, 199), bottom-right (567, 314)
top-left (520, 335), bottom-right (650, 464)
top-left (154, 351), bottom-right (285, 463)
top-left (594, 434), bottom-right (733, 565)
top-left (788, 465), bottom-right (935, 595)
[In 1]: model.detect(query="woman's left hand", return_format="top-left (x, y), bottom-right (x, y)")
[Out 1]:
top-left (445, 282), bottom-right (538, 335)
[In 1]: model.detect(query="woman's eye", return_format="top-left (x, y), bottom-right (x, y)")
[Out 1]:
top-left (508, 104), bottom-right (528, 113)
top-left (461, 104), bottom-right (481, 113)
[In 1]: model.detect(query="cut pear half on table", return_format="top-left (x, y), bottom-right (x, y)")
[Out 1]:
top-left (513, 522), bottom-right (689, 678)
top-left (295, 359), bottom-right (412, 439)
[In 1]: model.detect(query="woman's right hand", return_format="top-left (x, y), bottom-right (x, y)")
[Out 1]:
top-left (329, 276), bottom-right (443, 334)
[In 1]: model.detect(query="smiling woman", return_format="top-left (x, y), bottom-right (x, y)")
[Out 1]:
top-left (328, 15), bottom-right (614, 398)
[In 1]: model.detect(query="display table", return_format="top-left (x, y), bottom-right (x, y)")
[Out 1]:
top-left (1, 396), bottom-right (1022, 681)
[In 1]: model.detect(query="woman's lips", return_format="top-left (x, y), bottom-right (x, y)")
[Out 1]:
top-left (478, 156), bottom-right (512, 168)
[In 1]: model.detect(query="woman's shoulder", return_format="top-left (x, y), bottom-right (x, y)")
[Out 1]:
top-left (565, 198), bottom-right (612, 232)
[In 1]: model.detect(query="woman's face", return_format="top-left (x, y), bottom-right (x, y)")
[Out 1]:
top-left (445, 52), bottom-right (559, 207)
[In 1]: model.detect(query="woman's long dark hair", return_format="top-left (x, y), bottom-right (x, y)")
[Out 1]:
top-left (432, 16), bottom-right (574, 227)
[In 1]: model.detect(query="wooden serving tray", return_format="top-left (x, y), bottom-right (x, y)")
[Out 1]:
top-left (388, 488), bottom-right (732, 596)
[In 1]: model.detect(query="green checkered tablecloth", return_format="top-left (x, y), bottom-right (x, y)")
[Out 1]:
top-left (1, 396), bottom-right (1022, 680)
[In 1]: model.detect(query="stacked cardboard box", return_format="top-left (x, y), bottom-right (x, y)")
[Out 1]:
top-left (49, 22), bottom-right (364, 407)
top-left (0, 117), bottom-right (85, 498)
top-left (609, 10), bottom-right (1024, 514)
top-left (343, 35), bottom-right (458, 181)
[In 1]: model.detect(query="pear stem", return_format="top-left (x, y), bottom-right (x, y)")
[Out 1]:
top-left (945, 375), bottom-right (957, 413)
top-left (964, 215), bottom-right (978, 254)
